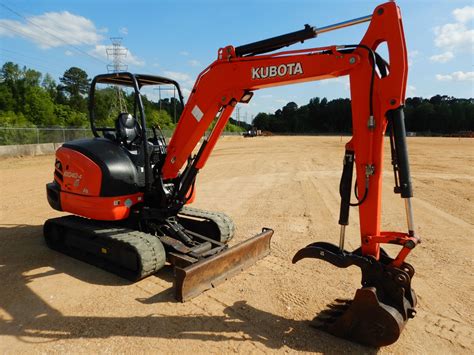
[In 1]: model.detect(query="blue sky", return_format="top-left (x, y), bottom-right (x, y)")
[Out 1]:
top-left (1, 0), bottom-right (473, 122)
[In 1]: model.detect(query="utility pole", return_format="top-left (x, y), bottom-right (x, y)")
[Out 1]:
top-left (173, 86), bottom-right (177, 123)
top-left (106, 37), bottom-right (128, 112)
top-left (235, 106), bottom-right (241, 127)
top-left (153, 86), bottom-right (177, 123)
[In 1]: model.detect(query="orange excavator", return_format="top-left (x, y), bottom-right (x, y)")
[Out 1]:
top-left (44, 1), bottom-right (418, 347)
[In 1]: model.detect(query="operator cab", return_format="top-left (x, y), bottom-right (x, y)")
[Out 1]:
top-left (89, 73), bottom-right (185, 186)
top-left (90, 72), bottom-right (185, 148)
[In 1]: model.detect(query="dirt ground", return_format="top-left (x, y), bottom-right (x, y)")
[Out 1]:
top-left (0, 136), bottom-right (472, 354)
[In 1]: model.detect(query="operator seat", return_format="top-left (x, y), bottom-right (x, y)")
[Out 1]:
top-left (116, 112), bottom-right (140, 148)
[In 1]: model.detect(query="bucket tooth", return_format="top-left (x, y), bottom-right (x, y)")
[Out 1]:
top-left (321, 287), bottom-right (406, 347)
top-left (174, 228), bottom-right (273, 302)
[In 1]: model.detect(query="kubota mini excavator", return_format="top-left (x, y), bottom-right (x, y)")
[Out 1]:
top-left (45, 1), bottom-right (418, 347)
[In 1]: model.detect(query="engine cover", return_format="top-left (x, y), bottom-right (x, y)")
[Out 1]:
top-left (47, 138), bottom-right (144, 221)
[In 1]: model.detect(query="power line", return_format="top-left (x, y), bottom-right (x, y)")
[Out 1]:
top-left (0, 55), bottom-right (54, 73)
top-left (0, 52), bottom-right (60, 74)
top-left (0, 2), bottom-right (108, 65)
top-left (0, 47), bottom-right (66, 70)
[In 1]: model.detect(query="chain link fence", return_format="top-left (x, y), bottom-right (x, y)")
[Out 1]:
top-left (0, 127), bottom-right (92, 145)
top-left (0, 127), bottom-right (240, 146)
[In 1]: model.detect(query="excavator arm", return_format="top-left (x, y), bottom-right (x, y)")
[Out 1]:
top-left (162, 1), bottom-right (419, 347)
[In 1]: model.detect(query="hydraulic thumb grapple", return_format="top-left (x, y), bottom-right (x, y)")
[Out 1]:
top-left (45, 1), bottom-right (418, 347)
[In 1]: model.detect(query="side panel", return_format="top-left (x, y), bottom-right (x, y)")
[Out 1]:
top-left (56, 147), bottom-right (102, 196)
top-left (60, 191), bottom-right (144, 221)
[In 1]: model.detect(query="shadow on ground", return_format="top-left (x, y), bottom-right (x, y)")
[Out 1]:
top-left (0, 224), bottom-right (376, 353)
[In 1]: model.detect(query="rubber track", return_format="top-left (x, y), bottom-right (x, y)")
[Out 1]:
top-left (178, 206), bottom-right (235, 243)
top-left (44, 215), bottom-right (166, 281)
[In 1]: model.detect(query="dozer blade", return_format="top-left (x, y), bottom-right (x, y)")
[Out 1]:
top-left (293, 242), bottom-right (416, 347)
top-left (174, 228), bottom-right (273, 302)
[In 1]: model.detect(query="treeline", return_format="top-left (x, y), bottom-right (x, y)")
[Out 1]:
top-left (3, 61), bottom-right (471, 136)
top-left (253, 96), bottom-right (474, 134)
top-left (0, 61), bottom-right (244, 132)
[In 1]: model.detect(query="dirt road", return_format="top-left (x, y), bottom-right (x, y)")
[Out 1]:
top-left (0, 136), bottom-right (472, 353)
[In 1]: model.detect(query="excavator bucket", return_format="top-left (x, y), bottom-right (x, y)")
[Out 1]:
top-left (174, 228), bottom-right (273, 302)
top-left (293, 242), bottom-right (417, 347)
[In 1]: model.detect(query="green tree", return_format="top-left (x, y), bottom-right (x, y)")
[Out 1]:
top-left (147, 109), bottom-right (174, 129)
top-left (42, 73), bottom-right (58, 100)
top-left (0, 84), bottom-right (15, 112)
top-left (59, 67), bottom-right (90, 111)
top-left (24, 86), bottom-right (56, 126)
top-left (0, 62), bottom-right (22, 86)
top-left (23, 68), bottom-right (41, 87)
top-left (253, 112), bottom-right (270, 130)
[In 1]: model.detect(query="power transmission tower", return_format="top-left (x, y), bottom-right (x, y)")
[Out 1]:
top-left (107, 37), bottom-right (128, 73)
top-left (106, 37), bottom-right (128, 112)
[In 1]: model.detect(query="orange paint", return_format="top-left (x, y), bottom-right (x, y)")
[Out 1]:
top-left (60, 191), bottom-right (144, 221)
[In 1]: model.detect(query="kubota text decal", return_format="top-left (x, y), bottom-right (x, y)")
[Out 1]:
top-left (251, 63), bottom-right (303, 79)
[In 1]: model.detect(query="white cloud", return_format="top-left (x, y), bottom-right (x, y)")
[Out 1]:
top-left (434, 23), bottom-right (474, 50)
top-left (453, 6), bottom-right (474, 23)
top-left (0, 11), bottom-right (104, 49)
top-left (436, 74), bottom-right (451, 81)
top-left (163, 71), bottom-right (192, 82)
top-left (407, 85), bottom-right (416, 96)
top-left (163, 71), bottom-right (195, 98)
top-left (434, 6), bottom-right (474, 53)
top-left (436, 71), bottom-right (474, 81)
top-left (89, 44), bottom-right (145, 66)
top-left (89, 45), bottom-right (108, 59)
top-left (179, 51), bottom-right (189, 56)
top-left (64, 50), bottom-right (74, 56)
top-left (260, 94), bottom-right (273, 99)
top-left (124, 50), bottom-right (144, 66)
top-left (429, 51), bottom-right (454, 63)
top-left (188, 59), bottom-right (201, 67)
top-left (318, 76), bottom-right (348, 85)
top-left (181, 88), bottom-right (192, 97)
top-left (408, 49), bottom-right (420, 66)
top-left (119, 27), bottom-right (128, 35)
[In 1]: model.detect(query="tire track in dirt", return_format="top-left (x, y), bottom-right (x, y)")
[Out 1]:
top-left (422, 312), bottom-right (473, 349)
